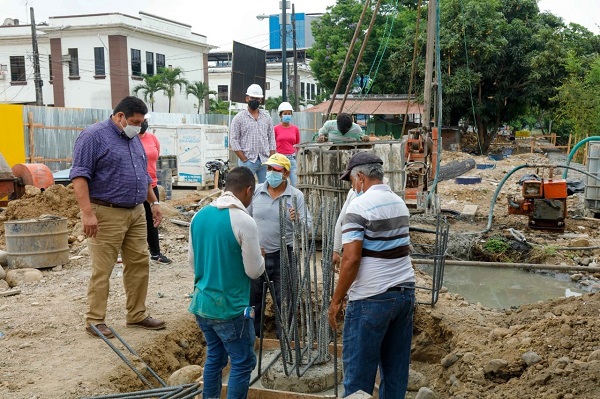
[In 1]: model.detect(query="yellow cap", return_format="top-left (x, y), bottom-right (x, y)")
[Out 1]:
top-left (262, 153), bottom-right (291, 171)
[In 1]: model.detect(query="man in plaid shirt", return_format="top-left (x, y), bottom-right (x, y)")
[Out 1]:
top-left (230, 84), bottom-right (276, 183)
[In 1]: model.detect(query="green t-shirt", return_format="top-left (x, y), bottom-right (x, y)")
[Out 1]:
top-left (317, 120), bottom-right (365, 143)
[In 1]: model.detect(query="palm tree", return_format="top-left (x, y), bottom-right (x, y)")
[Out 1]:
top-left (157, 67), bottom-right (189, 113)
top-left (132, 74), bottom-right (162, 112)
top-left (186, 81), bottom-right (216, 114)
top-left (264, 96), bottom-right (283, 112)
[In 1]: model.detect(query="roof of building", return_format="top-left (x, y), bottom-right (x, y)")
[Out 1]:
top-left (305, 98), bottom-right (423, 115)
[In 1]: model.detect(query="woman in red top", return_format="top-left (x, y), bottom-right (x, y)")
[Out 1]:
top-left (139, 118), bottom-right (172, 264)
top-left (274, 102), bottom-right (300, 186)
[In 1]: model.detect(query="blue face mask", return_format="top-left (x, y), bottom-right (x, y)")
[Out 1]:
top-left (282, 115), bottom-right (293, 123)
top-left (266, 170), bottom-right (284, 188)
top-left (353, 178), bottom-right (364, 197)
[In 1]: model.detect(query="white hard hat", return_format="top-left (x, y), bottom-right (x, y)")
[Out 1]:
top-left (277, 102), bottom-right (294, 114)
top-left (246, 84), bottom-right (264, 98)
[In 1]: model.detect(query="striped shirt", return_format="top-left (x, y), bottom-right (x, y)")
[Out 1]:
top-left (317, 120), bottom-right (365, 143)
top-left (342, 184), bottom-right (414, 300)
top-left (69, 118), bottom-right (152, 207)
top-left (230, 109), bottom-right (276, 163)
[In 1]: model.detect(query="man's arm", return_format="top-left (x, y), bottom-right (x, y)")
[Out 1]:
top-left (72, 177), bottom-right (98, 238)
top-left (234, 211), bottom-right (265, 279)
top-left (328, 240), bottom-right (362, 329)
top-left (267, 118), bottom-right (277, 156)
top-left (229, 116), bottom-right (244, 160)
top-left (333, 189), bottom-right (357, 268)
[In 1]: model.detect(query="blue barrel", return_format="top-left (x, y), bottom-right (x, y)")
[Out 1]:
top-left (156, 169), bottom-right (172, 200)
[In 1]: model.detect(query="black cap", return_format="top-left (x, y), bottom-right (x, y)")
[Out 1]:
top-left (339, 152), bottom-right (383, 181)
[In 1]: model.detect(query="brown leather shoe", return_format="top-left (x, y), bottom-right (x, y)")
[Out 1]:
top-left (126, 316), bottom-right (166, 330)
top-left (86, 323), bottom-right (114, 339)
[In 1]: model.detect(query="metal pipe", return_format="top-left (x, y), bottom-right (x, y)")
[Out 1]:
top-left (412, 258), bottom-right (600, 273)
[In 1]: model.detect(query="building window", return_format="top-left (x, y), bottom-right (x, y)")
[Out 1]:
top-left (301, 82), bottom-right (305, 98)
top-left (310, 84), bottom-right (315, 100)
top-left (146, 52), bottom-right (154, 75)
top-left (217, 85), bottom-right (228, 101)
top-left (94, 47), bottom-right (105, 76)
top-left (48, 55), bottom-right (54, 81)
top-left (131, 49), bottom-right (141, 76)
top-left (265, 82), bottom-right (270, 90)
top-left (10, 56), bottom-right (26, 82)
top-left (68, 48), bottom-right (79, 77)
top-left (156, 53), bottom-right (165, 71)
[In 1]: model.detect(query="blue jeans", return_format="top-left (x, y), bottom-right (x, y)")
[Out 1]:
top-left (284, 155), bottom-right (297, 187)
top-left (238, 158), bottom-right (266, 183)
top-left (195, 314), bottom-right (256, 399)
top-left (342, 284), bottom-right (415, 398)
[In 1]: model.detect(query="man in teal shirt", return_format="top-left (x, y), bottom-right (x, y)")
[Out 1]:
top-left (188, 166), bottom-right (265, 399)
top-left (316, 113), bottom-right (368, 143)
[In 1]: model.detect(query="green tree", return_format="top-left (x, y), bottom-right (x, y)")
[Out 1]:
top-left (185, 81), bottom-right (216, 114)
top-left (157, 67), bottom-right (189, 113)
top-left (132, 74), bottom-right (162, 112)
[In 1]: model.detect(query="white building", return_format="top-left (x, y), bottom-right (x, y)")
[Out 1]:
top-left (0, 12), bottom-right (213, 112)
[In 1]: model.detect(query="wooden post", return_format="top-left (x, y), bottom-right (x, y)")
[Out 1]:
top-left (28, 111), bottom-right (35, 163)
top-left (566, 133), bottom-right (572, 154)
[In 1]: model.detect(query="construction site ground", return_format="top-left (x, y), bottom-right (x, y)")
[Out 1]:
top-left (1, 146), bottom-right (600, 399)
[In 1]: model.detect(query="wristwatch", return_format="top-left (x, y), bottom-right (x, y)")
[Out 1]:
top-left (150, 201), bottom-right (160, 207)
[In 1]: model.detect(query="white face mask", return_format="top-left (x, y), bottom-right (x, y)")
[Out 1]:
top-left (121, 121), bottom-right (141, 138)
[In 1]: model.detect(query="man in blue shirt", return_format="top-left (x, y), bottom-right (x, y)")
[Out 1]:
top-left (188, 167), bottom-right (265, 399)
top-left (70, 96), bottom-right (165, 339)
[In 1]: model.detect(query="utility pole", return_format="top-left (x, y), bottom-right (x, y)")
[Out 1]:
top-left (30, 7), bottom-right (43, 106)
top-left (281, 0), bottom-right (287, 102)
top-left (292, 3), bottom-right (299, 111)
top-left (422, 0), bottom-right (436, 130)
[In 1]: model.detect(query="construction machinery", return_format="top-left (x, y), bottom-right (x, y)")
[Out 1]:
top-left (401, 127), bottom-right (439, 202)
top-left (0, 152), bottom-right (55, 206)
top-left (507, 171), bottom-right (568, 231)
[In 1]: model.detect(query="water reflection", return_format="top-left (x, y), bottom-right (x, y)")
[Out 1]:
top-left (418, 265), bottom-right (585, 309)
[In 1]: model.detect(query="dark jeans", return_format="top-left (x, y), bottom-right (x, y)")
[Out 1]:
top-left (250, 246), bottom-right (293, 337)
top-left (143, 186), bottom-right (161, 256)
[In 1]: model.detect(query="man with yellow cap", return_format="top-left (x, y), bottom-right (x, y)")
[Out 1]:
top-left (248, 153), bottom-right (312, 338)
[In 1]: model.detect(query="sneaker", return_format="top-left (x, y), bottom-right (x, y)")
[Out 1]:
top-left (151, 254), bottom-right (172, 264)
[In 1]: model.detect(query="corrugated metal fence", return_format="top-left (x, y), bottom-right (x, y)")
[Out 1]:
top-left (22, 106), bottom-right (325, 172)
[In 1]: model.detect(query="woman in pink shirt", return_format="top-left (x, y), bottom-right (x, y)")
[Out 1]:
top-left (274, 102), bottom-right (300, 186)
top-left (139, 118), bottom-right (172, 264)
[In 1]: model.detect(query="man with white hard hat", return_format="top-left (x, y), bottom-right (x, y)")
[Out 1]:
top-left (230, 84), bottom-right (276, 183)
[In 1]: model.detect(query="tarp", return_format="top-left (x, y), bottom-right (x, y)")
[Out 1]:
top-left (305, 99), bottom-right (423, 115)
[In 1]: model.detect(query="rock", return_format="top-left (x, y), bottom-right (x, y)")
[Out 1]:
top-left (570, 273), bottom-right (583, 281)
top-left (484, 359), bottom-right (509, 374)
top-left (533, 373), bottom-right (551, 385)
top-left (345, 391), bottom-right (373, 399)
top-left (0, 250), bottom-right (8, 267)
top-left (489, 328), bottom-right (511, 341)
top-left (5, 269), bottom-right (44, 287)
top-left (588, 349), bottom-right (600, 362)
top-left (167, 365), bottom-right (203, 386)
top-left (415, 387), bottom-right (439, 399)
top-left (160, 202), bottom-right (181, 217)
top-left (522, 351), bottom-right (542, 366)
top-left (441, 353), bottom-right (460, 368)
top-left (462, 352), bottom-right (476, 363)
top-left (0, 279), bottom-right (9, 291)
top-left (580, 257), bottom-right (591, 266)
top-left (0, 266), bottom-right (6, 280)
top-left (24, 185), bottom-right (41, 196)
top-left (408, 369), bottom-right (428, 391)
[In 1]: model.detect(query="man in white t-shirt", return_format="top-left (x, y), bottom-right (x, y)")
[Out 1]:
top-left (328, 152), bottom-right (416, 398)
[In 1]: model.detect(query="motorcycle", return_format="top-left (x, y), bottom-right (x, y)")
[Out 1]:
top-left (205, 159), bottom-right (229, 190)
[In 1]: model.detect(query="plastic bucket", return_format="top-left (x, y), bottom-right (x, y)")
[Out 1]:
top-left (5, 216), bottom-right (69, 269)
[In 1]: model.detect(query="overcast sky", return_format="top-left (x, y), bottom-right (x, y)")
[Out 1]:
top-left (0, 0), bottom-right (598, 51)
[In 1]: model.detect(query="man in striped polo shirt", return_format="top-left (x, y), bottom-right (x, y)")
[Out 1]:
top-left (328, 152), bottom-right (416, 398)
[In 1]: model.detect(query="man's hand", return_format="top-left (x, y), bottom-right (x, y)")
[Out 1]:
top-left (261, 247), bottom-right (266, 257)
top-left (361, 135), bottom-right (371, 142)
top-left (317, 135), bottom-right (327, 143)
top-left (288, 206), bottom-right (298, 221)
top-left (332, 251), bottom-right (341, 273)
top-left (328, 299), bottom-right (344, 330)
top-left (82, 211), bottom-right (99, 238)
top-left (151, 204), bottom-right (163, 227)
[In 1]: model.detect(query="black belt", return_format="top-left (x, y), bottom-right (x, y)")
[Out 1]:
top-left (386, 282), bottom-right (415, 293)
top-left (90, 198), bottom-right (136, 209)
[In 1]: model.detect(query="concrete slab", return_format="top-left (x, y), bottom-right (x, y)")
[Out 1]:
top-left (461, 204), bottom-right (478, 216)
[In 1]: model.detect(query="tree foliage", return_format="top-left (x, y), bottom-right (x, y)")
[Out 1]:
top-left (310, 0), bottom-right (600, 154)
top-left (157, 67), bottom-right (189, 113)
top-left (132, 74), bottom-right (162, 112)
top-left (186, 81), bottom-right (216, 114)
